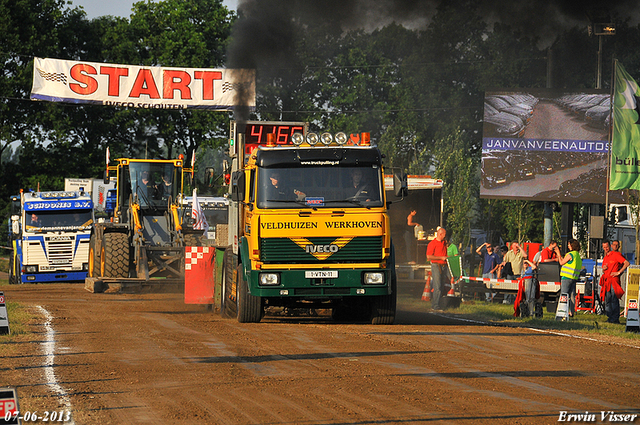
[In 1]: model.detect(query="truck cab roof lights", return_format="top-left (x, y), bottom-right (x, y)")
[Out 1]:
top-left (335, 132), bottom-right (347, 145)
top-left (289, 131), bottom-right (362, 147)
top-left (292, 132), bottom-right (304, 146)
top-left (307, 133), bottom-right (319, 145)
top-left (39, 191), bottom-right (77, 199)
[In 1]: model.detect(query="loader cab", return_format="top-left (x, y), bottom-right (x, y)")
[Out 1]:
top-left (129, 162), bottom-right (178, 209)
top-left (116, 161), bottom-right (180, 219)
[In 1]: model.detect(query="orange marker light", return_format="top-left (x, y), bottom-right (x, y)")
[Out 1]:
top-left (266, 133), bottom-right (276, 147)
top-left (361, 132), bottom-right (370, 146)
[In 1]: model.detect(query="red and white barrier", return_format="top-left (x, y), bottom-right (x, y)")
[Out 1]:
top-left (458, 276), bottom-right (562, 292)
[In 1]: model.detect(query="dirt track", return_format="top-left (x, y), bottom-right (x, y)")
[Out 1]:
top-left (2, 283), bottom-right (640, 424)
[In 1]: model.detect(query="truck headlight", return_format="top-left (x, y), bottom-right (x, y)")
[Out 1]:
top-left (259, 273), bottom-right (280, 285)
top-left (82, 263), bottom-right (89, 271)
top-left (25, 265), bottom-right (38, 273)
top-left (363, 272), bottom-right (384, 285)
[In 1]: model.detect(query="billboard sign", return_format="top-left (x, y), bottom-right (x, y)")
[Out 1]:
top-left (481, 88), bottom-right (625, 204)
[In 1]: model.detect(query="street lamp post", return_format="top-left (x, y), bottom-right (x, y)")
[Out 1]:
top-left (589, 22), bottom-right (615, 89)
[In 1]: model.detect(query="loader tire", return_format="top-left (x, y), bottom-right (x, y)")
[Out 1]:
top-left (220, 247), bottom-right (237, 319)
top-left (101, 232), bottom-right (130, 278)
top-left (236, 263), bottom-right (263, 323)
top-left (184, 234), bottom-right (203, 247)
top-left (88, 234), bottom-right (100, 278)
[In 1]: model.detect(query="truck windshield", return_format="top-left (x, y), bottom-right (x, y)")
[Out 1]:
top-left (257, 166), bottom-right (383, 209)
top-left (129, 163), bottom-right (177, 207)
top-left (25, 209), bottom-right (93, 232)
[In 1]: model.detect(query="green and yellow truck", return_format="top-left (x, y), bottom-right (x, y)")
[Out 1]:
top-left (217, 121), bottom-right (406, 324)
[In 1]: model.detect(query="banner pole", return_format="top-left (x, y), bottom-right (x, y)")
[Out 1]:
top-left (606, 59), bottom-right (617, 238)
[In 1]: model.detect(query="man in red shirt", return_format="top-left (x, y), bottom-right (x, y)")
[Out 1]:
top-left (538, 240), bottom-right (558, 264)
top-left (427, 227), bottom-right (448, 311)
top-left (600, 240), bottom-right (629, 324)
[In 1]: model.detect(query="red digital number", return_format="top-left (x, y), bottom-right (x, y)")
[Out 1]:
top-left (276, 126), bottom-right (288, 144)
top-left (244, 124), bottom-right (305, 154)
top-left (248, 124), bottom-right (263, 144)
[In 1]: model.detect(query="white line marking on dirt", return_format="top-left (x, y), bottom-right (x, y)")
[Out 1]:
top-left (36, 306), bottom-right (76, 424)
top-left (435, 312), bottom-right (640, 350)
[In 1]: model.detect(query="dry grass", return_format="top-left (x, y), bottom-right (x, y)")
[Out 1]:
top-left (400, 293), bottom-right (640, 342)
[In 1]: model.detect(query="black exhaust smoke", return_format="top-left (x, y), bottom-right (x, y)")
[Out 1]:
top-left (226, 0), bottom-right (640, 121)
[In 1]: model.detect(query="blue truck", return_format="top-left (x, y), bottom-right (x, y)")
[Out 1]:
top-left (8, 190), bottom-right (94, 283)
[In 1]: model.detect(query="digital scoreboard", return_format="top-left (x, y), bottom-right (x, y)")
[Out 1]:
top-left (242, 121), bottom-right (307, 154)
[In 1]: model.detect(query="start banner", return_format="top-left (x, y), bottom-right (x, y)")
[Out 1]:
top-left (30, 57), bottom-right (255, 110)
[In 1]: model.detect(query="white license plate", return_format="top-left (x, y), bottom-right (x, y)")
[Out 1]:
top-left (305, 271), bottom-right (338, 279)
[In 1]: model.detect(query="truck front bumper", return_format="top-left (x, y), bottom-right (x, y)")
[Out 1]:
top-left (247, 268), bottom-right (391, 298)
top-left (22, 271), bottom-right (88, 283)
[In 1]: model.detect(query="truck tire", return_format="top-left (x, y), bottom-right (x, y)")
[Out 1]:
top-left (220, 247), bottom-right (237, 319)
top-left (88, 234), bottom-right (100, 278)
top-left (370, 269), bottom-right (397, 325)
top-left (8, 255), bottom-right (18, 285)
top-left (101, 232), bottom-right (130, 278)
top-left (236, 263), bottom-right (263, 323)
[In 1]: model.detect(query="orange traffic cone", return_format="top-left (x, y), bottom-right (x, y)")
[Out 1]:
top-left (447, 277), bottom-right (456, 296)
top-left (422, 275), bottom-right (432, 301)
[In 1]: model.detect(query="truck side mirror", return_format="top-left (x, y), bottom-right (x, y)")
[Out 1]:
top-left (393, 171), bottom-right (408, 198)
top-left (231, 171), bottom-right (245, 202)
top-left (11, 216), bottom-right (20, 235)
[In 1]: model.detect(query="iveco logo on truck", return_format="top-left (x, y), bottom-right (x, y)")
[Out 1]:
top-left (305, 244), bottom-right (339, 253)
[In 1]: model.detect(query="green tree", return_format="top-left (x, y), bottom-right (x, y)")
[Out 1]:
top-left (433, 127), bottom-right (480, 248)
top-left (102, 0), bottom-right (236, 160)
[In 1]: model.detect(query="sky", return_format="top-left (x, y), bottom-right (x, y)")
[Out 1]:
top-left (70, 0), bottom-right (238, 20)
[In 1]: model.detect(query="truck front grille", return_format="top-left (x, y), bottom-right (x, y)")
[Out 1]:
top-left (46, 239), bottom-right (74, 265)
top-left (260, 236), bottom-right (383, 263)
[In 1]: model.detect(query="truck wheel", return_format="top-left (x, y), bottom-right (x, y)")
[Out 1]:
top-left (8, 255), bottom-right (18, 285)
top-left (371, 271), bottom-right (397, 325)
top-left (220, 247), bottom-right (237, 319)
top-left (101, 232), bottom-right (130, 278)
top-left (88, 234), bottom-right (101, 278)
top-left (236, 263), bottom-right (263, 323)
